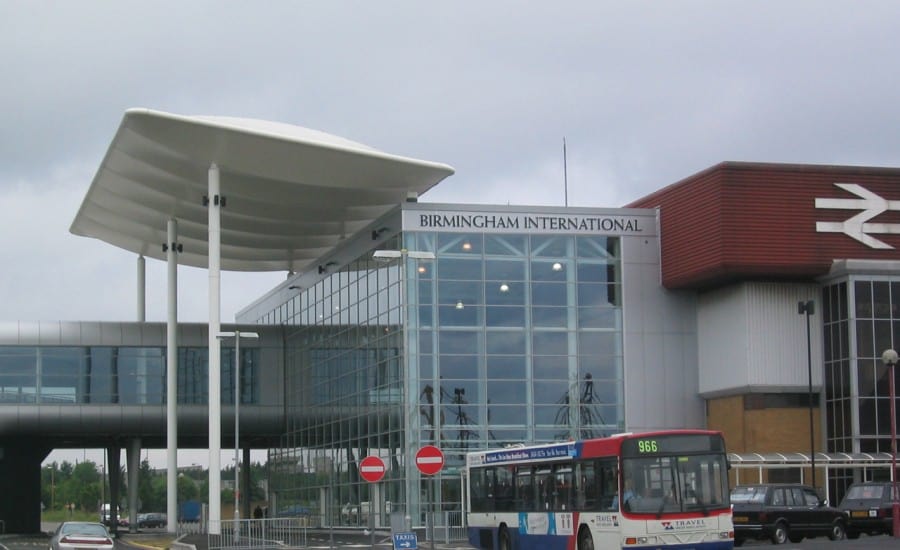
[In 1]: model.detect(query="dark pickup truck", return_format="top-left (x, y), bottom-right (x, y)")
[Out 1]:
top-left (731, 483), bottom-right (846, 545)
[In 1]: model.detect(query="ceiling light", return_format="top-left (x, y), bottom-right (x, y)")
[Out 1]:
top-left (455, 300), bottom-right (464, 310)
top-left (499, 283), bottom-right (510, 293)
top-left (462, 242), bottom-right (472, 251)
top-left (417, 265), bottom-right (427, 274)
top-left (552, 262), bottom-right (563, 271)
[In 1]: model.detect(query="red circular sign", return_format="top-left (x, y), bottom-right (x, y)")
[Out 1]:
top-left (360, 455), bottom-right (386, 483)
top-left (415, 445), bottom-right (445, 476)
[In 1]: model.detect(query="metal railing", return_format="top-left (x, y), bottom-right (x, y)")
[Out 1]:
top-left (208, 518), bottom-right (308, 550)
top-left (425, 510), bottom-right (467, 543)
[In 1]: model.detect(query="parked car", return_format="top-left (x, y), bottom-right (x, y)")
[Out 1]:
top-left (137, 512), bottom-right (167, 528)
top-left (277, 504), bottom-right (310, 517)
top-left (49, 521), bottom-right (115, 550)
top-left (839, 481), bottom-right (898, 538)
top-left (730, 483), bottom-right (846, 545)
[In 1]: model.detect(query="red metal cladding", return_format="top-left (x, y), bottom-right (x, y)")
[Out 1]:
top-left (627, 162), bottom-right (900, 289)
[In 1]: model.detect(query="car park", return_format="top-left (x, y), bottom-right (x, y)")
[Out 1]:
top-left (839, 481), bottom-right (897, 538)
top-left (49, 521), bottom-right (115, 550)
top-left (730, 483), bottom-right (846, 545)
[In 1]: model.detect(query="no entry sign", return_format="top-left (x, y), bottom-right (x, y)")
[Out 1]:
top-left (360, 455), bottom-right (386, 483)
top-left (415, 445), bottom-right (445, 476)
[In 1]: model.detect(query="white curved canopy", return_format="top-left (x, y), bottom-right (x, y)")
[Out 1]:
top-left (70, 108), bottom-right (455, 272)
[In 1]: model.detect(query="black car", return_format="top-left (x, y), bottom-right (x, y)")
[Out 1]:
top-left (730, 483), bottom-right (846, 545)
top-left (839, 481), bottom-right (898, 538)
top-left (137, 512), bottom-right (167, 528)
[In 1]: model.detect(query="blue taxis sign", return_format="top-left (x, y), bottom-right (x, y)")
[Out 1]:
top-left (393, 532), bottom-right (418, 549)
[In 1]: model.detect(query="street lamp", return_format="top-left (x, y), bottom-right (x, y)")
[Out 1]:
top-left (882, 348), bottom-right (899, 539)
top-left (798, 300), bottom-right (816, 489)
top-left (216, 330), bottom-right (259, 529)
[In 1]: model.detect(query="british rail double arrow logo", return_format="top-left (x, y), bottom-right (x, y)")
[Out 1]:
top-left (815, 183), bottom-right (900, 249)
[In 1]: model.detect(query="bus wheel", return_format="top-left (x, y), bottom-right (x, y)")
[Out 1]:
top-left (498, 526), bottom-right (511, 550)
top-left (577, 526), bottom-right (594, 550)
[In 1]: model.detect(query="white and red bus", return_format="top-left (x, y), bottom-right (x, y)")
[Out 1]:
top-left (466, 430), bottom-right (734, 550)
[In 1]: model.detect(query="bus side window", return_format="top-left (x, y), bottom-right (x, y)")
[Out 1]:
top-left (536, 468), bottom-right (553, 511)
top-left (496, 466), bottom-right (514, 511)
top-left (599, 459), bottom-right (618, 511)
top-left (553, 464), bottom-right (573, 511)
top-left (516, 467), bottom-right (535, 511)
top-left (471, 468), bottom-right (488, 513)
top-left (575, 461), bottom-right (596, 509)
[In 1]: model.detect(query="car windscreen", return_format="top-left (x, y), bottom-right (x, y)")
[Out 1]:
top-left (61, 523), bottom-right (109, 536)
top-left (844, 484), bottom-right (885, 500)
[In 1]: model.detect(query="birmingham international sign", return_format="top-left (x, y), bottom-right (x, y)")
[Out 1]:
top-left (404, 209), bottom-right (654, 236)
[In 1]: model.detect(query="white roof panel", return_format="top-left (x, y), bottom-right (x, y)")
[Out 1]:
top-left (70, 108), bottom-right (455, 272)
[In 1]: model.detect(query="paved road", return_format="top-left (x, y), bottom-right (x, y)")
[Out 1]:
top-left (0, 527), bottom-right (474, 550)
top-left (7, 526), bottom-right (894, 550)
top-left (737, 534), bottom-right (900, 548)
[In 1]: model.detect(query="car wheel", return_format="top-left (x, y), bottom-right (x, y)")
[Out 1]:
top-left (829, 521), bottom-right (846, 541)
top-left (498, 526), bottom-right (511, 550)
top-left (771, 521), bottom-right (788, 544)
top-left (577, 526), bottom-right (594, 550)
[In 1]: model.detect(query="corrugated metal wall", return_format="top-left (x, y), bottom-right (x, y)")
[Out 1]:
top-left (698, 282), bottom-right (820, 396)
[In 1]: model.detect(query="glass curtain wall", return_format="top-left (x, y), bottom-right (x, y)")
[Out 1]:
top-left (0, 346), bottom-right (258, 404)
top-left (270, 230), bottom-right (626, 527)
top-left (824, 277), bottom-right (900, 500)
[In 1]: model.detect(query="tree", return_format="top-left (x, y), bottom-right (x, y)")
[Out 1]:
top-left (57, 461), bottom-right (101, 512)
top-left (139, 459), bottom-right (162, 512)
top-left (177, 473), bottom-right (199, 502)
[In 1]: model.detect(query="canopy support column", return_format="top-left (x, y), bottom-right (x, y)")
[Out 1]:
top-left (137, 255), bottom-right (145, 321)
top-left (127, 438), bottom-right (141, 532)
top-left (208, 164), bottom-right (223, 534)
top-left (166, 218), bottom-right (179, 533)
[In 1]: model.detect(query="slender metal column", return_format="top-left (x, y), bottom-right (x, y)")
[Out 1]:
top-left (208, 164), bottom-right (223, 534)
top-left (137, 255), bottom-right (145, 321)
top-left (167, 218), bottom-right (179, 533)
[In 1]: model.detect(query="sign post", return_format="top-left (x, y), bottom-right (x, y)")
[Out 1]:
top-left (360, 455), bottom-right (386, 547)
top-left (415, 446), bottom-right (444, 550)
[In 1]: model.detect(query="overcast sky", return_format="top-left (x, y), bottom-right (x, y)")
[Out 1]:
top-left (4, 2), bottom-right (900, 467)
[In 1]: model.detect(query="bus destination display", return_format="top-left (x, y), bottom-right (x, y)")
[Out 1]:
top-left (621, 434), bottom-right (724, 457)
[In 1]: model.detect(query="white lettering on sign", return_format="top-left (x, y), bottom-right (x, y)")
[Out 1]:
top-left (816, 183), bottom-right (900, 249)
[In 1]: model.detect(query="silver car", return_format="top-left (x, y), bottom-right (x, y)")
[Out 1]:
top-left (49, 522), bottom-right (114, 550)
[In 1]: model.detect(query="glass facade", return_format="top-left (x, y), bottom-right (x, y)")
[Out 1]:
top-left (824, 277), bottom-right (900, 497)
top-left (266, 227), bottom-right (626, 526)
top-left (0, 346), bottom-right (259, 405)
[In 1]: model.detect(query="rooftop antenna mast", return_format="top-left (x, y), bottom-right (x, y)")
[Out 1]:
top-left (563, 137), bottom-right (569, 207)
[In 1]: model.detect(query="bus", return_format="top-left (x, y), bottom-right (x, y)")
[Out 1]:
top-left (466, 430), bottom-right (734, 550)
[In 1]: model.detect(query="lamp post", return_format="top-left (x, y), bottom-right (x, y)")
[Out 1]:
top-left (798, 300), bottom-right (816, 490)
top-left (216, 330), bottom-right (259, 531)
top-left (882, 348), bottom-right (899, 538)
